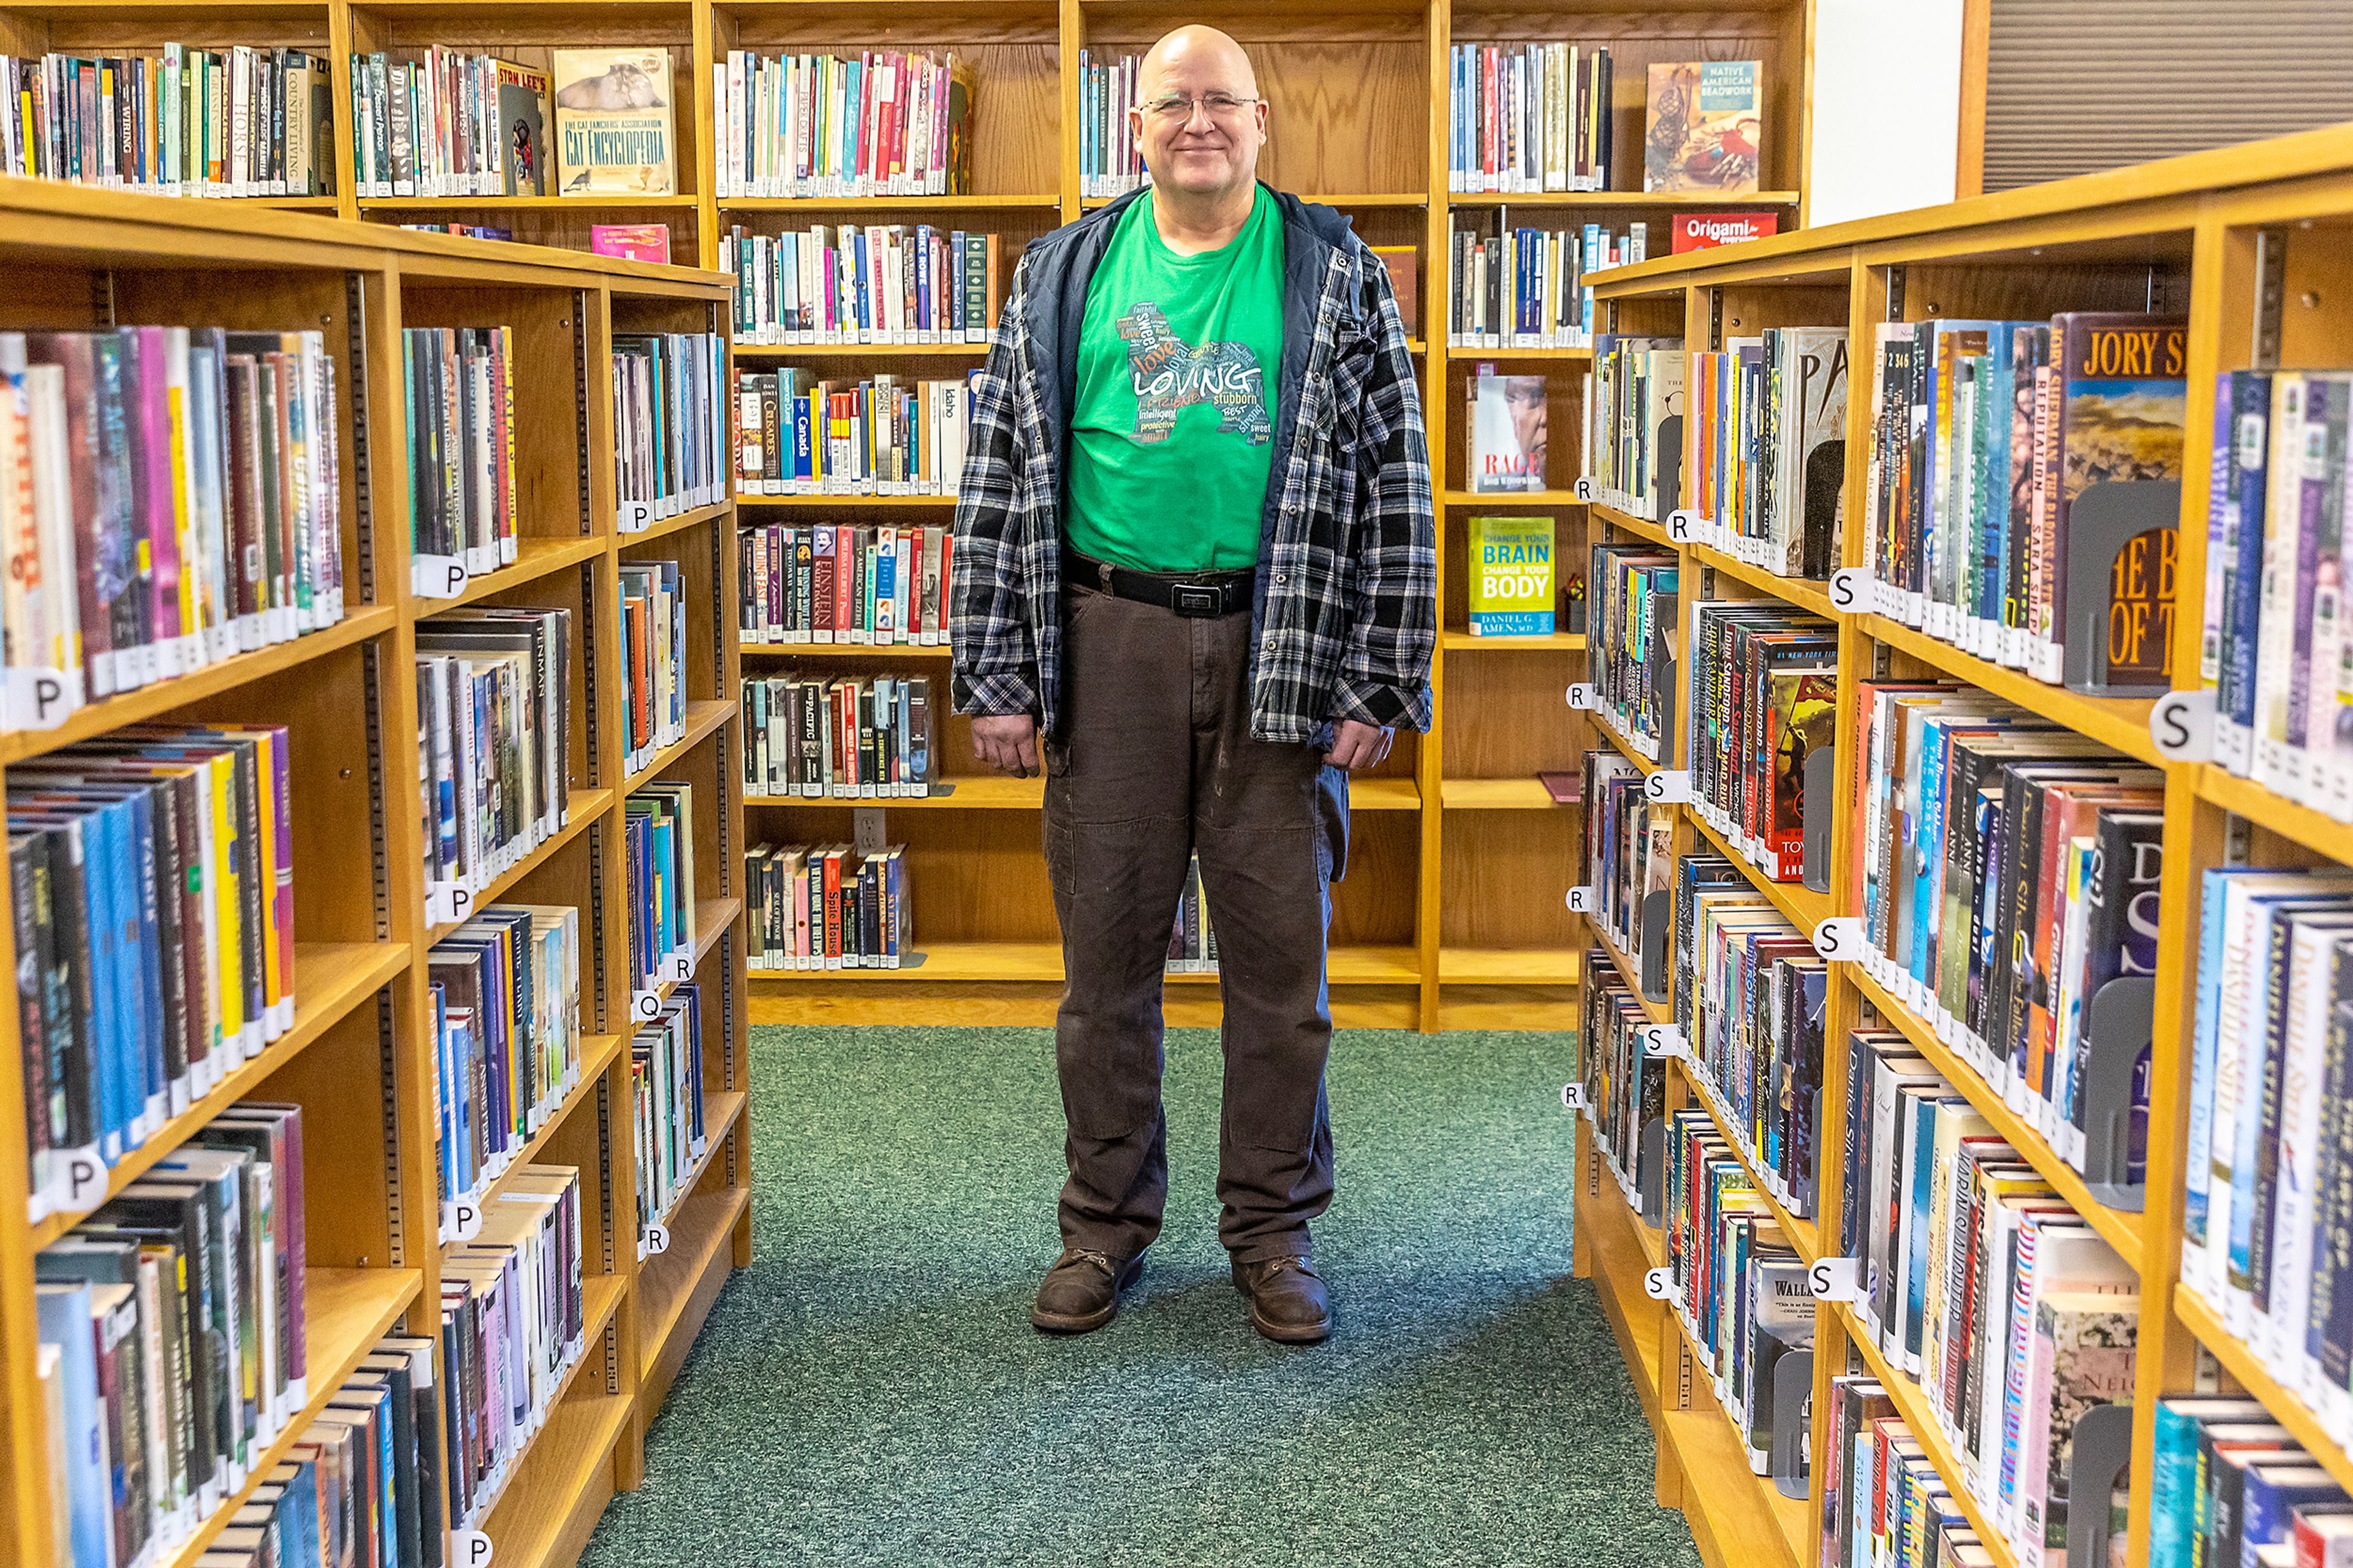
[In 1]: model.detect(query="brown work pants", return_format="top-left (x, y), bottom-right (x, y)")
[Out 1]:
top-left (1040, 582), bottom-right (1349, 1264)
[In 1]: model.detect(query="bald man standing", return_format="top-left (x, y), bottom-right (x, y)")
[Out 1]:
top-left (950, 26), bottom-right (1434, 1345)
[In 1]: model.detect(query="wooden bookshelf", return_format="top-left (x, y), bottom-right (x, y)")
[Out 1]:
top-left (0, 180), bottom-right (748, 1568)
top-left (1570, 116), bottom-right (2353, 1568)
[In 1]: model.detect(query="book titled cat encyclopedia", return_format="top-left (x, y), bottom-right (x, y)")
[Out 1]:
top-left (551, 47), bottom-right (675, 196)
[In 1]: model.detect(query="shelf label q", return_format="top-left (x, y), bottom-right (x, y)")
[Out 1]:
top-left (2148, 687), bottom-right (2216, 763)
top-left (1811, 918), bottom-right (1866, 961)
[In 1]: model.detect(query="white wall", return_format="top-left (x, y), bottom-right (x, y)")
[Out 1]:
top-left (1806, 0), bottom-right (1966, 227)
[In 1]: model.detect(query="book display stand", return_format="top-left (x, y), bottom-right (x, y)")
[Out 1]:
top-left (1569, 121), bottom-right (2353, 1568)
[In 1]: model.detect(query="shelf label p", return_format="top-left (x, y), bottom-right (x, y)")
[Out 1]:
top-left (451, 1531), bottom-right (494, 1567)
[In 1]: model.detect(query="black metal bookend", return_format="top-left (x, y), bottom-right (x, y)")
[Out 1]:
top-left (2061, 479), bottom-right (2180, 697)
top-left (1640, 890), bottom-right (1673, 1001)
top-left (1639, 1116), bottom-right (1667, 1227)
top-left (2080, 975), bottom-right (2154, 1211)
top-left (2064, 1402), bottom-right (2135, 1568)
top-left (1770, 1349), bottom-right (1816, 1498)
top-left (1802, 748), bottom-right (1835, 894)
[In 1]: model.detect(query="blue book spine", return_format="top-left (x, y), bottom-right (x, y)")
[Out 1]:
top-left (2148, 1402), bottom-right (2197, 1566)
top-left (2240, 1469), bottom-right (2342, 1565)
top-left (1515, 231), bottom-right (1534, 338)
top-left (2223, 371), bottom-right (2274, 752)
top-left (1977, 325), bottom-right (2016, 624)
top-left (80, 809), bottom-right (132, 1159)
top-left (794, 395), bottom-right (813, 482)
top-left (1911, 721), bottom-right (1947, 991)
top-left (123, 788), bottom-right (165, 1112)
top-left (37, 1281), bottom-right (111, 1568)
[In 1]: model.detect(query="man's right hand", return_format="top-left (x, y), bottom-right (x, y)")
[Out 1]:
top-left (972, 714), bottom-right (1042, 778)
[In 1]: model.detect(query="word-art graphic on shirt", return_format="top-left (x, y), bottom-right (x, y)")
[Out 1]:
top-left (1117, 301), bottom-right (1271, 446)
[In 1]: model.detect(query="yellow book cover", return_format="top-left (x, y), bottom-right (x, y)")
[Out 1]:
top-left (551, 48), bottom-right (675, 197)
top-left (1468, 517), bottom-right (1555, 636)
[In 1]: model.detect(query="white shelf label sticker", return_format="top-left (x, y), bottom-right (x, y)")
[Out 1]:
top-left (1642, 770), bottom-right (1692, 805)
top-left (632, 990), bottom-right (663, 1023)
top-left (1564, 682), bottom-right (1597, 711)
top-left (620, 501), bottom-right (654, 534)
top-left (1565, 885), bottom-right (1596, 914)
top-left (6, 667), bottom-right (80, 730)
top-left (666, 950), bottom-right (695, 983)
top-left (1808, 1257), bottom-right (1873, 1303)
top-left (45, 1145), bottom-right (106, 1217)
top-left (1636, 1023), bottom-right (1686, 1059)
top-left (2149, 687), bottom-right (2217, 763)
top-left (450, 1531), bottom-right (494, 1567)
top-left (1561, 1081), bottom-right (1588, 1112)
top-left (1573, 477), bottom-right (1596, 503)
top-left (644, 1223), bottom-right (672, 1256)
top-left (1827, 568), bottom-right (1867, 614)
top-left (1811, 918), bottom-right (1867, 962)
top-left (1644, 1267), bottom-right (1673, 1300)
top-left (412, 555), bottom-right (470, 600)
top-left (443, 1200), bottom-right (483, 1244)
top-left (1667, 509), bottom-right (1698, 543)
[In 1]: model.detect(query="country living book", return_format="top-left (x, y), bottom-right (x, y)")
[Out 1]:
top-left (552, 48), bottom-right (676, 197)
top-left (1643, 60), bottom-right (1763, 195)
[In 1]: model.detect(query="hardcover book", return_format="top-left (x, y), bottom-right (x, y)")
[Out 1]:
top-left (1671, 211), bottom-right (1778, 252)
top-left (1468, 517), bottom-right (1555, 635)
top-left (551, 48), bottom-right (675, 197)
top-left (591, 224), bottom-right (672, 264)
top-left (1643, 61), bottom-right (1763, 195)
top-left (494, 59), bottom-right (551, 196)
top-left (1468, 370), bottom-right (1548, 492)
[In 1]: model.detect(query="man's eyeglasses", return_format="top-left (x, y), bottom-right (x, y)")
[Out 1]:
top-left (1142, 93), bottom-right (1261, 123)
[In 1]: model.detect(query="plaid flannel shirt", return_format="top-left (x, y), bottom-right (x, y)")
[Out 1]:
top-left (950, 186), bottom-right (1436, 744)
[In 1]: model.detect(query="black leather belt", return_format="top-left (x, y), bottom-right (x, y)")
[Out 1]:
top-left (1061, 547), bottom-right (1252, 619)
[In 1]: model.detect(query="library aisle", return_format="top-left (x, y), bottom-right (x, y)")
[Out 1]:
top-left (579, 1025), bottom-right (1699, 1568)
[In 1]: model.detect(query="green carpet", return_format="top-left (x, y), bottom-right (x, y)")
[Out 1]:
top-left (578, 1025), bottom-right (1703, 1568)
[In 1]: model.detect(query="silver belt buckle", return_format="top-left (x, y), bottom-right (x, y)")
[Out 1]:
top-left (1171, 582), bottom-right (1224, 618)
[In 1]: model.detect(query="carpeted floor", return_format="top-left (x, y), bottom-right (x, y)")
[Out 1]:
top-left (578, 1025), bottom-right (1703, 1568)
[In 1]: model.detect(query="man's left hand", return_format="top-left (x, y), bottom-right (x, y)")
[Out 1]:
top-left (1325, 719), bottom-right (1394, 771)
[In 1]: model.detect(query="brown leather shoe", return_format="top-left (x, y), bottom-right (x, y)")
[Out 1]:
top-left (1029, 1247), bottom-right (1145, 1335)
top-left (1232, 1255), bottom-right (1332, 1344)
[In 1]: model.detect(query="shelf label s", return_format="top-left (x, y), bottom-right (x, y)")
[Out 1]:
top-left (2149, 687), bottom-right (2216, 763)
top-left (1642, 770), bottom-right (1692, 805)
top-left (1811, 918), bottom-right (1866, 961)
top-left (1565, 885), bottom-right (1596, 914)
top-left (1827, 568), bottom-right (1867, 613)
top-left (1644, 1267), bottom-right (1673, 1300)
top-left (1635, 1023), bottom-right (1686, 1059)
top-left (1807, 1257), bottom-right (1874, 1303)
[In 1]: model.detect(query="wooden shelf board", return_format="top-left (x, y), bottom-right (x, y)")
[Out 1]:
top-left (1441, 629), bottom-right (1587, 651)
top-left (620, 498), bottom-right (735, 548)
top-left (1436, 945), bottom-right (1580, 984)
top-left (32, 941), bottom-right (411, 1248)
top-left (1, 604), bottom-right (396, 765)
top-left (1830, 1298), bottom-right (2024, 1568)
top-left (749, 775), bottom-right (1037, 809)
top-left (464, 1274), bottom-right (627, 1535)
top-left (361, 194), bottom-right (703, 210)
top-left (2194, 763), bottom-right (2353, 860)
top-left (1847, 959), bottom-right (2145, 1267)
top-left (748, 941), bottom-right (1420, 985)
top-left (1450, 190), bottom-right (1802, 208)
top-left (162, 1268), bottom-right (423, 1568)
top-left (1590, 501), bottom-right (1673, 548)
top-left (2173, 1286), bottom-right (2353, 1498)
top-left (1081, 191), bottom-right (1425, 210)
top-left (441, 1031), bottom-right (629, 1259)
top-left (731, 339), bottom-right (988, 357)
top-left (1442, 488), bottom-right (1586, 507)
top-left (1853, 613), bottom-right (2161, 766)
top-left (638, 1180), bottom-right (752, 1381)
top-left (623, 700), bottom-right (734, 791)
top-left (1444, 343), bottom-right (1593, 361)
top-left (1672, 1058), bottom-right (1821, 1264)
top-left (1684, 541), bottom-right (1838, 620)
top-left (735, 491), bottom-right (955, 508)
top-left (1351, 777), bottom-right (1420, 810)
top-left (426, 786), bottom-right (615, 944)
top-left (647, 898), bottom-right (743, 1007)
top-left (719, 193), bottom-right (1061, 210)
top-left (479, 1388), bottom-right (632, 1568)
top-left (421, 535), bottom-right (605, 616)
top-left (1575, 910), bottom-right (1670, 1026)
top-left (649, 1091), bottom-right (749, 1240)
top-left (1682, 807), bottom-right (1830, 934)
top-left (1591, 706), bottom-right (1661, 775)
top-left (741, 638), bottom-right (952, 657)
top-left (1439, 776), bottom-right (1564, 810)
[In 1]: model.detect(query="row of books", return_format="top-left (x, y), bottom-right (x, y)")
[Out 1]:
top-left (2180, 865), bottom-right (2353, 1448)
top-left (1447, 226), bottom-right (1596, 350)
top-left (625, 783), bottom-right (700, 1004)
top-left (417, 608), bottom-right (574, 918)
top-left (1857, 312), bottom-right (2187, 688)
top-left (738, 522), bottom-right (954, 646)
top-left (1682, 328), bottom-right (1851, 581)
top-left (0, 327), bottom-right (346, 717)
top-left (351, 48), bottom-right (678, 200)
top-left (1841, 1028), bottom-right (2136, 1564)
top-left (169, 1333), bottom-right (440, 1568)
top-left (14, 724), bottom-right (297, 1214)
top-left (1446, 44), bottom-right (1615, 194)
top-left (1168, 852), bottom-right (1218, 975)
top-left (403, 325), bottom-right (518, 588)
top-left (1586, 539), bottom-right (1679, 760)
top-left (1659, 1110), bottom-right (1813, 1475)
top-left (1585, 333), bottom-right (1686, 520)
top-left (1580, 960), bottom-right (1665, 1197)
top-left (744, 843), bottom-right (912, 970)
top-left (444, 1164), bottom-right (587, 1531)
top-left (1076, 51), bottom-right (1148, 200)
top-left (713, 49), bottom-right (974, 199)
top-left (2, 48), bottom-right (336, 196)
top-left (1686, 600), bottom-right (1835, 884)
top-left (428, 906), bottom-right (584, 1238)
top-left (620, 560), bottom-right (688, 771)
top-left (37, 1100), bottom-right (309, 1567)
top-left (742, 674), bottom-right (941, 800)
top-left (613, 332), bottom-right (729, 532)
top-left (1847, 680), bottom-right (2161, 1178)
top-left (1844, 1026), bottom-right (2146, 1563)
top-left (722, 224), bottom-right (1004, 346)
top-left (730, 368), bottom-right (976, 496)
top-left (1678, 866), bottom-right (1825, 1219)
top-left (1578, 749), bottom-right (1669, 979)
top-left (2148, 1398), bottom-right (2353, 1566)
top-left (2199, 368), bottom-right (2353, 808)
top-left (631, 990), bottom-right (705, 1256)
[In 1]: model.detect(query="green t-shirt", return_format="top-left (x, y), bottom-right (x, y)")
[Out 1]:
top-left (1065, 186), bottom-right (1285, 574)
